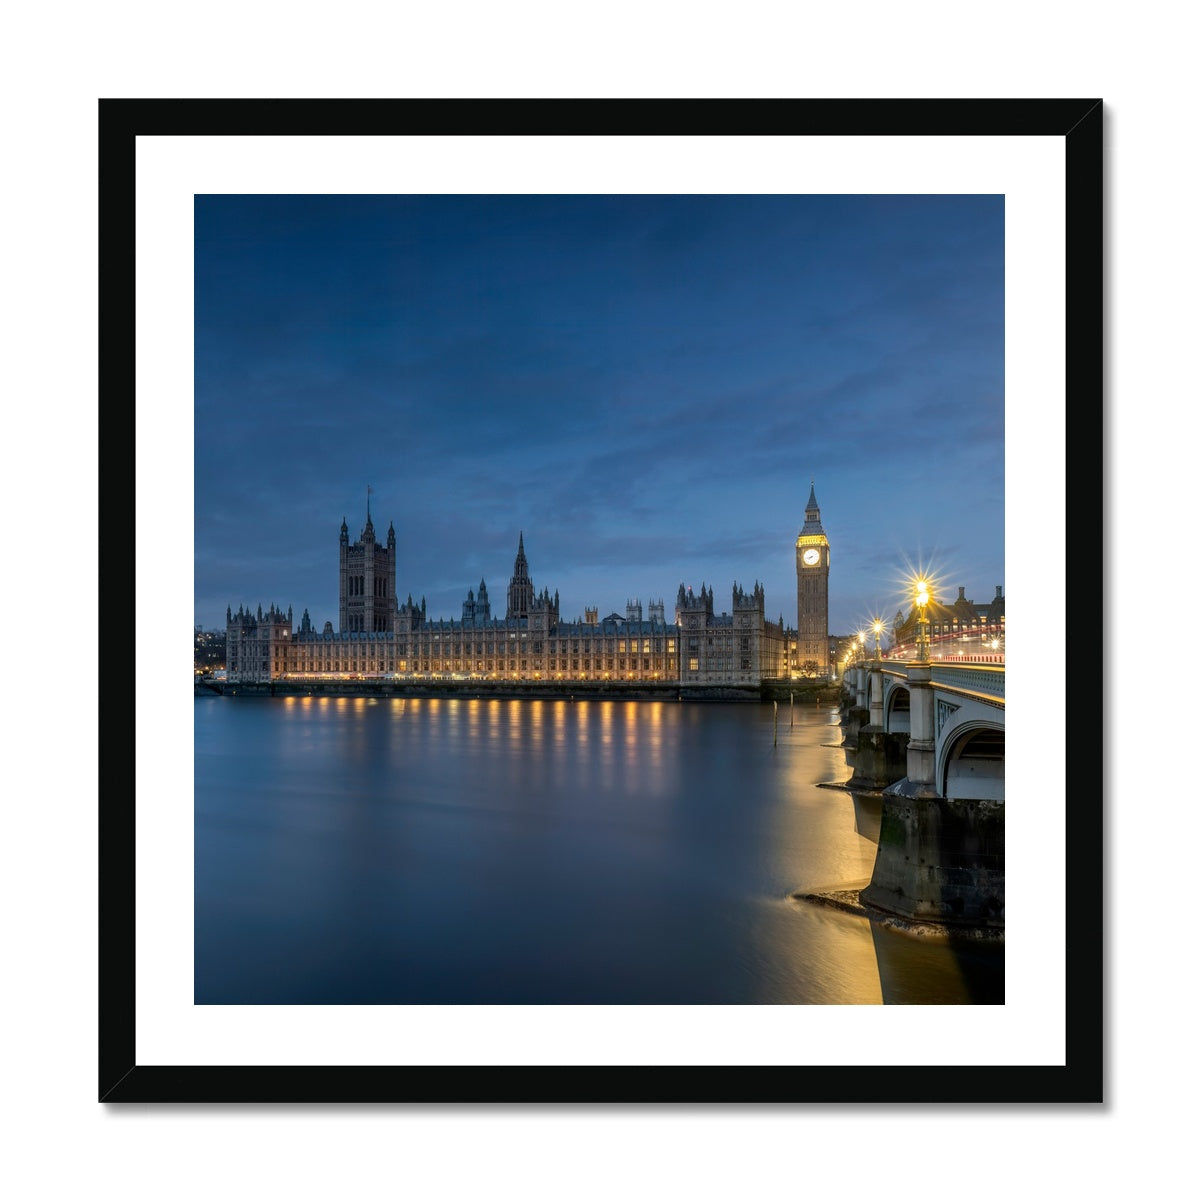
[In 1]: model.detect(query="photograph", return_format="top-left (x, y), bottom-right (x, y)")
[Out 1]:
top-left (193, 192), bottom-right (1007, 1007)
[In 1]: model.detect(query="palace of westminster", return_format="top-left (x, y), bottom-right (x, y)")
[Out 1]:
top-left (222, 486), bottom-right (1003, 686)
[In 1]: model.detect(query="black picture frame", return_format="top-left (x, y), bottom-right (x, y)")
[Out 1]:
top-left (100, 98), bottom-right (1103, 1104)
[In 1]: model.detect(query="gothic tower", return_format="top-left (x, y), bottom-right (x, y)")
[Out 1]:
top-left (338, 500), bottom-right (398, 634)
top-left (506, 532), bottom-right (534, 620)
top-left (795, 481), bottom-right (830, 675)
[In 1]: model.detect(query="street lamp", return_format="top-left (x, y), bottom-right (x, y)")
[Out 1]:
top-left (872, 618), bottom-right (883, 661)
top-left (856, 631), bottom-right (865, 663)
top-left (914, 577), bottom-right (931, 663)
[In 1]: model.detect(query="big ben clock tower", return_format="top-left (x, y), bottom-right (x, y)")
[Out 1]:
top-left (795, 481), bottom-right (830, 675)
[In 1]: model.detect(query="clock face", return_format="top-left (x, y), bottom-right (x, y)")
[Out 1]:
top-left (802, 548), bottom-right (820, 566)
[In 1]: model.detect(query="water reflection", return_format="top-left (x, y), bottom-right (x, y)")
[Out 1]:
top-left (851, 793), bottom-right (883, 843)
top-left (194, 697), bottom-right (1002, 1004)
top-left (870, 923), bottom-right (1004, 1004)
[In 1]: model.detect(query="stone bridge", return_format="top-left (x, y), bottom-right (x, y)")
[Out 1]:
top-left (840, 657), bottom-right (1004, 930)
top-left (846, 660), bottom-right (1004, 801)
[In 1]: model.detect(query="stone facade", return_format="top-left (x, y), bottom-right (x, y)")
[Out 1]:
top-left (226, 513), bottom-right (792, 687)
top-left (225, 603), bottom-right (293, 683)
top-left (675, 581), bottom-right (788, 686)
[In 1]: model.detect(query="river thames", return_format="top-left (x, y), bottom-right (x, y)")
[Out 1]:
top-left (194, 695), bottom-right (1002, 1004)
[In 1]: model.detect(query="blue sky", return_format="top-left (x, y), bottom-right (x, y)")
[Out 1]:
top-left (195, 194), bottom-right (1003, 635)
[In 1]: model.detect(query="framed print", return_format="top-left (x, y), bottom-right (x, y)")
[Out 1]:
top-left (99, 98), bottom-right (1102, 1103)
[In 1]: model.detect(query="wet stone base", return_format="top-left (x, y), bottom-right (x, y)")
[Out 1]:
top-left (817, 779), bottom-right (884, 795)
top-left (793, 888), bottom-right (1005, 942)
top-left (861, 792), bottom-right (1005, 930)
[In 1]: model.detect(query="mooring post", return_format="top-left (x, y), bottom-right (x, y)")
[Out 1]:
top-left (790, 690), bottom-right (794, 727)
top-left (773, 700), bottom-right (778, 746)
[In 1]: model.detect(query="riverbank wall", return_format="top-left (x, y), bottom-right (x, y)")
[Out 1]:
top-left (196, 678), bottom-right (841, 704)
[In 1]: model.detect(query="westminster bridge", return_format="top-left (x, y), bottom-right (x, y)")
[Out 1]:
top-left (839, 654), bottom-right (1005, 931)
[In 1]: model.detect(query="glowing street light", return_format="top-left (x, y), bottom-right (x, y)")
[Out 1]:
top-left (872, 618), bottom-right (883, 661)
top-left (914, 577), bottom-right (931, 663)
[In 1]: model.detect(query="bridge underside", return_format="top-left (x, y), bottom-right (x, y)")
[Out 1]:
top-left (945, 728), bottom-right (1004, 801)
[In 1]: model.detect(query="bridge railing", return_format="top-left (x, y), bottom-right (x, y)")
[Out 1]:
top-left (867, 660), bottom-right (1005, 700)
top-left (930, 662), bottom-right (1005, 699)
top-left (885, 652), bottom-right (1005, 664)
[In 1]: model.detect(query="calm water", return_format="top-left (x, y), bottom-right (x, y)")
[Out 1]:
top-left (195, 696), bottom-right (1002, 1004)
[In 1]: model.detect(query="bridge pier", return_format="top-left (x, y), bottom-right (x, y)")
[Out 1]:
top-left (860, 662), bottom-right (1005, 929)
top-left (840, 665), bottom-right (870, 744)
top-left (842, 705), bottom-right (868, 746)
top-left (848, 663), bottom-right (909, 789)
top-left (860, 791), bottom-right (1005, 927)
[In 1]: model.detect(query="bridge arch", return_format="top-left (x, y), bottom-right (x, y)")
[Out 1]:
top-left (883, 679), bottom-right (910, 734)
top-left (939, 719), bottom-right (1005, 802)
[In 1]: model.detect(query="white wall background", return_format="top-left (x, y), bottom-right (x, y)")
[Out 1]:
top-left (0, 4), bottom-right (1166, 1197)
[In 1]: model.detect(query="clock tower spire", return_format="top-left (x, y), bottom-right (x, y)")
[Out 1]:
top-left (795, 480), bottom-right (831, 675)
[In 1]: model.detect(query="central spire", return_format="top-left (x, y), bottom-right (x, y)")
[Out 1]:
top-left (507, 531), bottom-right (534, 620)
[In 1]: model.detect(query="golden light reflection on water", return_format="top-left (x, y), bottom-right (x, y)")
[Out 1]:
top-left (737, 709), bottom-right (881, 1001)
top-left (527, 699), bottom-right (545, 747)
top-left (622, 705), bottom-right (638, 754)
top-left (852, 794), bottom-right (882, 843)
top-left (749, 901), bottom-right (885, 1004)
